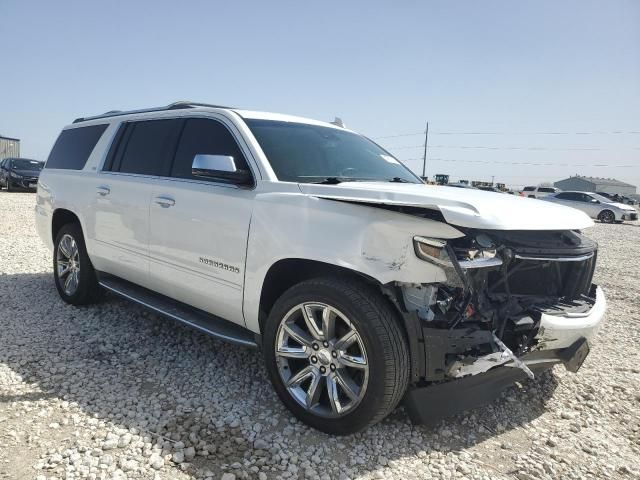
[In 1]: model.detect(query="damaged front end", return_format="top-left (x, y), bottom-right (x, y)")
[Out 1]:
top-left (395, 228), bottom-right (603, 423)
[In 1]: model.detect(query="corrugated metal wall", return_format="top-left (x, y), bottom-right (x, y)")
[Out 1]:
top-left (0, 137), bottom-right (20, 161)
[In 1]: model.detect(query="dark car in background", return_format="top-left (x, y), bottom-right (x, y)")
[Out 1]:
top-left (0, 157), bottom-right (44, 191)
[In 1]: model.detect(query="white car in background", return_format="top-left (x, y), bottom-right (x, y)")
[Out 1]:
top-left (542, 191), bottom-right (638, 223)
top-left (520, 186), bottom-right (559, 198)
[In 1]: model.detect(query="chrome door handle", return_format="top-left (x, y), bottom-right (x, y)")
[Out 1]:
top-left (97, 185), bottom-right (111, 196)
top-left (154, 196), bottom-right (175, 208)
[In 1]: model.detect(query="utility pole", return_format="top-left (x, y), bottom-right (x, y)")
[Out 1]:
top-left (421, 122), bottom-right (429, 179)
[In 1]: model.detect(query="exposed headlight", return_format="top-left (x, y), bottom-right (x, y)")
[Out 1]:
top-left (413, 237), bottom-right (451, 266)
top-left (413, 236), bottom-right (503, 270)
top-left (10, 171), bottom-right (22, 178)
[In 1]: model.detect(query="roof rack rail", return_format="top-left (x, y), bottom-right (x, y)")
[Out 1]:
top-left (72, 101), bottom-right (232, 124)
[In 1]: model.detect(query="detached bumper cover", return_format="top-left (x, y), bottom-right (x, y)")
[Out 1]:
top-left (404, 286), bottom-right (606, 424)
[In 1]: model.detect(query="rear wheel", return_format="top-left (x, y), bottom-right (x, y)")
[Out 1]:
top-left (598, 210), bottom-right (615, 223)
top-left (53, 223), bottom-right (102, 305)
top-left (263, 277), bottom-right (409, 434)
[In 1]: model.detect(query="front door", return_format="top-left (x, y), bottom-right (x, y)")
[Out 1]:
top-left (147, 117), bottom-right (255, 326)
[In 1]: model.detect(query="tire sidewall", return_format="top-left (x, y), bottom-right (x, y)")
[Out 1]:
top-left (53, 224), bottom-right (97, 304)
top-left (599, 210), bottom-right (614, 223)
top-left (263, 280), bottom-right (395, 434)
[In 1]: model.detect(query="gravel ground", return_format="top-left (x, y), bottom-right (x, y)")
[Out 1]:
top-left (1, 191), bottom-right (639, 480)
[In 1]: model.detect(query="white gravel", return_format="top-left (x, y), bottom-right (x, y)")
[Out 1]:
top-left (1, 191), bottom-right (639, 480)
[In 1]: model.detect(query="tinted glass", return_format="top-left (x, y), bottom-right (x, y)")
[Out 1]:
top-left (171, 118), bottom-right (249, 180)
top-left (538, 187), bottom-right (556, 193)
top-left (118, 119), bottom-right (183, 176)
top-left (245, 119), bottom-right (420, 184)
top-left (523, 186), bottom-right (536, 191)
top-left (11, 159), bottom-right (43, 171)
top-left (46, 124), bottom-right (108, 170)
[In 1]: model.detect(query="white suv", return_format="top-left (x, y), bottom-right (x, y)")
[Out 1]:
top-left (520, 186), bottom-right (559, 198)
top-left (36, 102), bottom-right (606, 434)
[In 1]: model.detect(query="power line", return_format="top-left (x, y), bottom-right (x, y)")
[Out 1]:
top-left (386, 144), bottom-right (639, 152)
top-left (371, 129), bottom-right (640, 139)
top-left (401, 157), bottom-right (638, 168)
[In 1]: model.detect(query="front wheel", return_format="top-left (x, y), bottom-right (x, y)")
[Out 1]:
top-left (263, 277), bottom-right (409, 435)
top-left (598, 210), bottom-right (615, 223)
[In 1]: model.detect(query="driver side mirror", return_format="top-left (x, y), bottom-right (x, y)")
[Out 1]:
top-left (192, 154), bottom-right (252, 185)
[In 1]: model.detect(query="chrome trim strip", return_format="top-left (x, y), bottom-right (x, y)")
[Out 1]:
top-left (514, 253), bottom-right (594, 262)
top-left (98, 281), bottom-right (257, 347)
top-left (458, 257), bottom-right (503, 269)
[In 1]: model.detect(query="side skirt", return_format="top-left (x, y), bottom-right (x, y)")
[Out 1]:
top-left (97, 272), bottom-right (258, 348)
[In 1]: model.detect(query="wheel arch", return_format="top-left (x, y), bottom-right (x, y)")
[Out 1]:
top-left (258, 258), bottom-right (384, 332)
top-left (51, 208), bottom-right (82, 243)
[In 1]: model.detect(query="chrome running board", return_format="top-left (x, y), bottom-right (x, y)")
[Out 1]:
top-left (97, 272), bottom-right (258, 348)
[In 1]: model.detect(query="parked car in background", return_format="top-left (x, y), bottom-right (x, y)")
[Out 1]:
top-left (0, 157), bottom-right (44, 191)
top-left (36, 102), bottom-right (606, 434)
top-left (520, 186), bottom-right (559, 198)
top-left (542, 191), bottom-right (638, 223)
top-left (598, 192), bottom-right (638, 206)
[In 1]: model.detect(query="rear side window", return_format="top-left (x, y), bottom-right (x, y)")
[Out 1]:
top-left (170, 118), bottom-right (250, 180)
top-left (522, 186), bottom-right (536, 191)
top-left (557, 192), bottom-right (581, 201)
top-left (46, 124), bottom-right (108, 170)
top-left (114, 119), bottom-right (183, 176)
top-left (538, 187), bottom-right (556, 193)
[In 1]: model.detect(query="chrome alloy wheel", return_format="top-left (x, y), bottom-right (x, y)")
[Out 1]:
top-left (275, 302), bottom-right (369, 417)
top-left (56, 234), bottom-right (81, 296)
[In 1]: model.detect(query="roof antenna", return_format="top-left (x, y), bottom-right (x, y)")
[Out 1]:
top-left (331, 117), bottom-right (346, 128)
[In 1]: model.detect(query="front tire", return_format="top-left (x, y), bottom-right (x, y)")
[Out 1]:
top-left (53, 223), bottom-right (102, 305)
top-left (263, 277), bottom-right (409, 435)
top-left (598, 210), bottom-right (615, 223)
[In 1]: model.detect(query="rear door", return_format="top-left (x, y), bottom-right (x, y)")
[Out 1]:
top-left (146, 117), bottom-right (255, 326)
top-left (89, 118), bottom-right (183, 287)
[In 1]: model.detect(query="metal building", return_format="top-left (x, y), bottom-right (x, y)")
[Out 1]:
top-left (554, 175), bottom-right (637, 195)
top-left (0, 135), bottom-right (20, 161)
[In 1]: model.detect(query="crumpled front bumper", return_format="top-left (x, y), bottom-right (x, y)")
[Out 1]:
top-left (403, 286), bottom-right (606, 424)
top-left (535, 286), bottom-right (606, 350)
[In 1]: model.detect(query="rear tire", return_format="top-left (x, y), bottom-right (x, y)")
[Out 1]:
top-left (53, 223), bottom-right (102, 305)
top-left (598, 210), bottom-right (615, 223)
top-left (263, 276), bottom-right (409, 435)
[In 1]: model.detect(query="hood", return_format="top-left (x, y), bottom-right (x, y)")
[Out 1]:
top-left (604, 201), bottom-right (635, 211)
top-left (299, 182), bottom-right (594, 230)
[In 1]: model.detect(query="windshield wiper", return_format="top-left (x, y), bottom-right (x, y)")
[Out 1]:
top-left (308, 177), bottom-right (345, 184)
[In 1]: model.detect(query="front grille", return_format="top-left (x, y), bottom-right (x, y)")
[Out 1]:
top-left (453, 229), bottom-right (598, 302)
top-left (485, 252), bottom-right (597, 300)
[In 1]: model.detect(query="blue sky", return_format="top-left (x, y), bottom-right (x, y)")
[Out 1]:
top-left (1, 0), bottom-right (638, 188)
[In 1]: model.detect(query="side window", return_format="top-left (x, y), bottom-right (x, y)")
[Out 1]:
top-left (115, 119), bottom-right (183, 176)
top-left (171, 118), bottom-right (250, 181)
top-left (46, 124), bottom-right (108, 170)
top-left (538, 187), bottom-right (555, 193)
top-left (555, 193), bottom-right (570, 200)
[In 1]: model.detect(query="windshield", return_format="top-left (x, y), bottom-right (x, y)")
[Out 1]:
top-left (11, 159), bottom-right (43, 171)
top-left (245, 119), bottom-right (421, 184)
top-left (590, 193), bottom-right (615, 203)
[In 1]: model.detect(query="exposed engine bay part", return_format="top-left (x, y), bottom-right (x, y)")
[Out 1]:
top-left (396, 228), bottom-right (598, 383)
